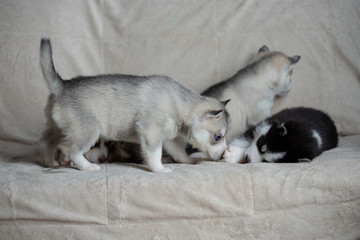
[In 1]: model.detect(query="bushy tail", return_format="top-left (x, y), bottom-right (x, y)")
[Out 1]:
top-left (40, 38), bottom-right (63, 95)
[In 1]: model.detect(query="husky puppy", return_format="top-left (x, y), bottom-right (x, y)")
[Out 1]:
top-left (202, 46), bottom-right (301, 142)
top-left (223, 107), bottom-right (338, 163)
top-left (39, 38), bottom-right (230, 173)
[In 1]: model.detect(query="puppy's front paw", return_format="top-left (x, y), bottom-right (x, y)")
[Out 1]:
top-left (223, 146), bottom-right (245, 163)
top-left (81, 163), bottom-right (101, 171)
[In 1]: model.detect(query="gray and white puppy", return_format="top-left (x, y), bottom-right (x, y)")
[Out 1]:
top-left (202, 46), bottom-right (301, 142)
top-left (39, 38), bottom-right (230, 173)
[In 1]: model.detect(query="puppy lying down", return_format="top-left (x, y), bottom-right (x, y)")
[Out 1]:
top-left (223, 107), bottom-right (338, 163)
top-left (39, 38), bottom-right (230, 173)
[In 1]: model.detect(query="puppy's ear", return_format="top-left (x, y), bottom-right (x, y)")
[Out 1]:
top-left (202, 110), bottom-right (222, 120)
top-left (277, 122), bottom-right (288, 137)
top-left (289, 55), bottom-right (301, 64)
top-left (221, 99), bottom-right (231, 107)
top-left (258, 45), bottom-right (270, 54)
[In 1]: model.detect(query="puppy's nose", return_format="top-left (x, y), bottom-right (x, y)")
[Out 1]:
top-left (245, 155), bottom-right (250, 163)
top-left (98, 155), bottom-right (107, 163)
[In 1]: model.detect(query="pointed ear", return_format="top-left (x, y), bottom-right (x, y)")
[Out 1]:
top-left (221, 99), bottom-right (231, 107)
top-left (258, 45), bottom-right (270, 54)
top-left (277, 122), bottom-right (287, 137)
top-left (202, 109), bottom-right (222, 120)
top-left (289, 55), bottom-right (301, 64)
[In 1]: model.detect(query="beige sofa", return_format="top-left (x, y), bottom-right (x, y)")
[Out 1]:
top-left (0, 1), bottom-right (359, 239)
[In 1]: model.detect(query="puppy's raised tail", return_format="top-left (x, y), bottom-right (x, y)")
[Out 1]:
top-left (40, 38), bottom-right (63, 95)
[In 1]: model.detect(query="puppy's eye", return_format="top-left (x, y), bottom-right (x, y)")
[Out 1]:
top-left (214, 135), bottom-right (222, 141)
top-left (261, 145), bottom-right (267, 153)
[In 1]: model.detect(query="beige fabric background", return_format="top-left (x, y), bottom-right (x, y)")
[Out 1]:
top-left (0, 0), bottom-right (359, 239)
top-left (0, 0), bottom-right (359, 145)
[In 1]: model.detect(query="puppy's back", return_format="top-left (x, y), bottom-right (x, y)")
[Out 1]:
top-left (272, 107), bottom-right (338, 151)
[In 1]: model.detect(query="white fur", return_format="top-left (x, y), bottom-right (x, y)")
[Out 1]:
top-left (254, 121), bottom-right (271, 141)
top-left (224, 121), bottom-right (271, 163)
top-left (262, 152), bottom-right (286, 163)
top-left (190, 119), bottom-right (229, 161)
top-left (143, 141), bottom-right (171, 173)
top-left (244, 142), bottom-right (262, 163)
top-left (312, 129), bottom-right (323, 148)
top-left (223, 146), bottom-right (247, 163)
top-left (70, 152), bottom-right (101, 171)
top-left (85, 140), bottom-right (108, 163)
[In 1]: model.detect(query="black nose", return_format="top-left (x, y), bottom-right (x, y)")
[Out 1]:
top-left (245, 155), bottom-right (250, 163)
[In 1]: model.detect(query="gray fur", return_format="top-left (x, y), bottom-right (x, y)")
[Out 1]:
top-left (40, 38), bottom-right (63, 95)
top-left (39, 38), bottom-right (230, 172)
top-left (202, 46), bottom-right (301, 142)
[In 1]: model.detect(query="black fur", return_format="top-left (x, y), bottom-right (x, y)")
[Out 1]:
top-left (247, 107), bottom-right (338, 163)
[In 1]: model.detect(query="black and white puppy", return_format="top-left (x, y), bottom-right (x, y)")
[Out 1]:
top-left (223, 107), bottom-right (338, 163)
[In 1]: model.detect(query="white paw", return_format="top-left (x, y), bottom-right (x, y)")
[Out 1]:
top-left (153, 166), bottom-right (172, 173)
top-left (81, 163), bottom-right (101, 171)
top-left (222, 146), bottom-right (245, 163)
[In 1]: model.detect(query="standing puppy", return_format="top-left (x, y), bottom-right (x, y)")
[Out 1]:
top-left (202, 46), bottom-right (301, 142)
top-left (223, 107), bottom-right (338, 163)
top-left (39, 38), bottom-right (230, 173)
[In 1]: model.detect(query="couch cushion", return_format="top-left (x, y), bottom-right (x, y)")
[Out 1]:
top-left (0, 135), bottom-right (359, 239)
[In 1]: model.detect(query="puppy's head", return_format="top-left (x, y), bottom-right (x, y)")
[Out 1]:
top-left (188, 98), bottom-right (231, 161)
top-left (84, 140), bottom-right (109, 163)
top-left (257, 46), bottom-right (301, 97)
top-left (245, 120), bottom-right (290, 163)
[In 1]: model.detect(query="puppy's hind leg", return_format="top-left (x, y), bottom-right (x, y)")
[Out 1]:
top-left (60, 141), bottom-right (101, 171)
top-left (68, 151), bottom-right (101, 171)
top-left (59, 123), bottom-right (102, 171)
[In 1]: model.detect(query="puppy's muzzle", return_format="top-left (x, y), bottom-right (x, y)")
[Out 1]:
top-left (210, 151), bottom-right (225, 161)
top-left (98, 155), bottom-right (107, 163)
